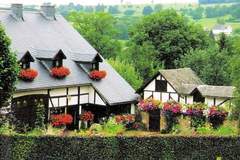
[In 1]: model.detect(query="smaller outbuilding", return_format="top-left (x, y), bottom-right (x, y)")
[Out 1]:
top-left (211, 24), bottom-right (232, 36)
top-left (137, 68), bottom-right (234, 106)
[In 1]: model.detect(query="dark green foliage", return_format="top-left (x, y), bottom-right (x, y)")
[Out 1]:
top-left (129, 9), bottom-right (210, 69)
top-left (218, 33), bottom-right (229, 51)
top-left (0, 25), bottom-right (19, 108)
top-left (179, 47), bottom-right (231, 85)
top-left (142, 6), bottom-right (153, 15)
top-left (67, 12), bottom-right (121, 59)
top-left (0, 135), bottom-right (240, 159)
top-left (35, 103), bottom-right (45, 129)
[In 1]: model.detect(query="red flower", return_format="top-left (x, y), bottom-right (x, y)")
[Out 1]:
top-left (19, 68), bottom-right (38, 81)
top-left (51, 114), bottom-right (73, 127)
top-left (80, 111), bottom-right (94, 121)
top-left (51, 66), bottom-right (70, 78)
top-left (115, 114), bottom-right (135, 124)
top-left (89, 70), bottom-right (107, 80)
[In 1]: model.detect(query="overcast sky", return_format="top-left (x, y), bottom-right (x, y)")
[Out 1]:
top-left (0, 0), bottom-right (198, 6)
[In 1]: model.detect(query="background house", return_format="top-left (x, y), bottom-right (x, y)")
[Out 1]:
top-left (137, 68), bottom-right (234, 106)
top-left (0, 4), bottom-right (138, 129)
top-left (212, 24), bottom-right (233, 36)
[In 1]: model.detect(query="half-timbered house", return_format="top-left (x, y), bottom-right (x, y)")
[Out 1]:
top-left (137, 68), bottom-right (234, 107)
top-left (0, 4), bottom-right (138, 129)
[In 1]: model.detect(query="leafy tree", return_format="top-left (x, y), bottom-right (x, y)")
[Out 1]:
top-left (67, 12), bottom-right (121, 59)
top-left (229, 56), bottom-right (240, 134)
top-left (126, 42), bottom-right (163, 81)
top-left (142, 6), bottom-right (154, 15)
top-left (218, 33), bottom-right (229, 51)
top-left (0, 25), bottom-right (19, 108)
top-left (231, 7), bottom-right (240, 20)
top-left (124, 9), bottom-right (135, 16)
top-left (191, 7), bottom-right (204, 20)
top-left (108, 6), bottom-right (120, 14)
top-left (108, 58), bottom-right (143, 89)
top-left (179, 47), bottom-right (231, 85)
top-left (129, 9), bottom-right (210, 69)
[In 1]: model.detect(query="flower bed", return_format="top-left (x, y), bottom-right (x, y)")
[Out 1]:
top-left (137, 99), bottom-right (161, 112)
top-left (19, 69), bottom-right (38, 81)
top-left (89, 70), bottom-right (107, 80)
top-left (115, 114), bottom-right (136, 130)
top-left (51, 67), bottom-right (70, 79)
top-left (208, 106), bottom-right (228, 129)
top-left (51, 114), bottom-right (73, 127)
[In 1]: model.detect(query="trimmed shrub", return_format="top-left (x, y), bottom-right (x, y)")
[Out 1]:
top-left (0, 135), bottom-right (240, 159)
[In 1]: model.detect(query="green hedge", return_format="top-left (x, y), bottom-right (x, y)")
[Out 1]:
top-left (0, 135), bottom-right (240, 160)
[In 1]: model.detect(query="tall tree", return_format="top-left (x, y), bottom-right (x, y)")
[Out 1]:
top-left (218, 33), bottom-right (229, 51)
top-left (67, 12), bottom-right (121, 59)
top-left (0, 25), bottom-right (19, 108)
top-left (108, 58), bottom-right (143, 89)
top-left (229, 56), bottom-right (240, 134)
top-left (179, 47), bottom-right (231, 85)
top-left (129, 9), bottom-right (211, 69)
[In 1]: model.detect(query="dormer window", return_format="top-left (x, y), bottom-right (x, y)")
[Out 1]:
top-left (19, 51), bottom-right (35, 69)
top-left (52, 49), bottom-right (66, 68)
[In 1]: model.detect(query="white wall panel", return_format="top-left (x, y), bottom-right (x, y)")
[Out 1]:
top-left (68, 87), bottom-right (78, 95)
top-left (50, 88), bottom-right (66, 97)
top-left (68, 96), bottom-right (78, 106)
top-left (162, 93), bottom-right (169, 102)
top-left (153, 92), bottom-right (161, 100)
top-left (145, 80), bottom-right (155, 91)
top-left (14, 90), bottom-right (47, 98)
top-left (144, 91), bottom-right (152, 99)
top-left (170, 93), bottom-right (178, 102)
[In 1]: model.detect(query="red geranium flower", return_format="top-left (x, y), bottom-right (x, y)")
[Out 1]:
top-left (19, 68), bottom-right (38, 81)
top-left (89, 70), bottom-right (107, 80)
top-left (80, 111), bottom-right (94, 121)
top-left (51, 114), bottom-right (73, 127)
top-left (51, 66), bottom-right (70, 79)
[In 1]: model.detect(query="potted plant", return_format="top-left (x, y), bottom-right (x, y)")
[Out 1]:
top-left (19, 68), bottom-right (38, 81)
top-left (208, 106), bottom-right (228, 129)
top-left (161, 100), bottom-right (182, 133)
top-left (51, 66), bottom-right (70, 79)
top-left (80, 111), bottom-right (94, 129)
top-left (115, 114), bottom-right (135, 130)
top-left (89, 70), bottom-right (107, 80)
top-left (51, 114), bottom-right (73, 131)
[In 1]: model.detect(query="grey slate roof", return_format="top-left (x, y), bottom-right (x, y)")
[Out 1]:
top-left (0, 9), bottom-right (138, 105)
top-left (212, 24), bottom-right (230, 30)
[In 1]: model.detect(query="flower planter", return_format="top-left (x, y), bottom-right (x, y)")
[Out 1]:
top-left (51, 66), bottom-right (70, 79)
top-left (89, 70), bottom-right (107, 81)
top-left (19, 69), bottom-right (38, 81)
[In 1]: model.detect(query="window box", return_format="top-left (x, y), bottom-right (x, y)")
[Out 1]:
top-left (51, 66), bottom-right (70, 79)
top-left (19, 68), bottom-right (38, 81)
top-left (89, 70), bottom-right (107, 81)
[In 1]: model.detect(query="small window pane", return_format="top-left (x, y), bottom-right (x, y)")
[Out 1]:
top-left (155, 80), bottom-right (167, 92)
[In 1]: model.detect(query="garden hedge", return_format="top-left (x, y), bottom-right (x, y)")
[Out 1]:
top-left (0, 135), bottom-right (240, 160)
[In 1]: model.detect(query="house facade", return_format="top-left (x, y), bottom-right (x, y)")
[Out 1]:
top-left (212, 24), bottom-right (232, 36)
top-left (0, 4), bottom-right (138, 129)
top-left (137, 68), bottom-right (234, 107)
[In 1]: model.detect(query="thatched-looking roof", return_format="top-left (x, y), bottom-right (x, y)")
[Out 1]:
top-left (196, 85), bottom-right (234, 98)
top-left (159, 68), bottom-right (204, 94)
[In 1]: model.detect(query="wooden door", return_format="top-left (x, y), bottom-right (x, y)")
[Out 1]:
top-left (149, 109), bottom-right (160, 131)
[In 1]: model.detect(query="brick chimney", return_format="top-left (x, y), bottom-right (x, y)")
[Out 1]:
top-left (11, 4), bottom-right (23, 20)
top-left (41, 4), bottom-right (56, 20)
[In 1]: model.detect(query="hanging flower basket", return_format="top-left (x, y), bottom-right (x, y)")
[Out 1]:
top-left (208, 106), bottom-right (228, 129)
top-left (51, 114), bottom-right (73, 127)
top-left (19, 68), bottom-right (38, 81)
top-left (80, 111), bottom-right (94, 122)
top-left (51, 66), bottom-right (70, 79)
top-left (89, 70), bottom-right (107, 80)
top-left (137, 98), bottom-right (161, 112)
